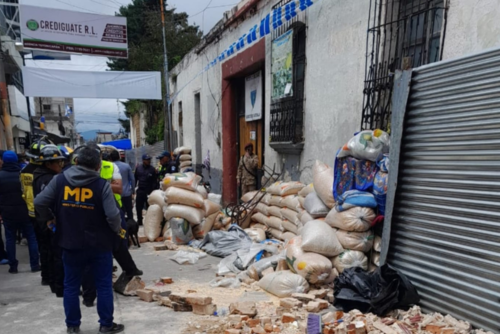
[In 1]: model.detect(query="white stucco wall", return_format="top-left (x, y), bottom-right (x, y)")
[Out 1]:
top-left (170, 0), bottom-right (370, 190)
top-left (442, 0), bottom-right (500, 61)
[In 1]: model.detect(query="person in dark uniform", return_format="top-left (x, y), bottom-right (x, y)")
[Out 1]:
top-left (156, 151), bottom-right (178, 182)
top-left (34, 145), bottom-right (125, 334)
top-left (33, 145), bottom-right (66, 296)
top-left (134, 154), bottom-right (157, 226)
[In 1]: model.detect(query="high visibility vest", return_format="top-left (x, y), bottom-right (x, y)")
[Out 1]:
top-left (20, 162), bottom-right (41, 218)
top-left (100, 160), bottom-right (122, 207)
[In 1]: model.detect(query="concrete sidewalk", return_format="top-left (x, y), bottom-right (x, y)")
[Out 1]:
top-left (0, 236), bottom-right (225, 334)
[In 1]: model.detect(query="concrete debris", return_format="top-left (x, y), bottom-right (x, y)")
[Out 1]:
top-left (122, 276), bottom-right (145, 296)
top-left (160, 277), bottom-right (174, 284)
top-left (136, 289), bottom-right (154, 302)
top-left (229, 301), bottom-right (258, 317)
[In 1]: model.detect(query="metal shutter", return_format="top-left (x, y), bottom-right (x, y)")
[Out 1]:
top-left (385, 49), bottom-right (500, 333)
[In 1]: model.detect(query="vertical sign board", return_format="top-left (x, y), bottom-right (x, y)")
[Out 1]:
top-left (20, 5), bottom-right (128, 58)
top-left (272, 29), bottom-right (294, 100)
top-left (245, 71), bottom-right (263, 122)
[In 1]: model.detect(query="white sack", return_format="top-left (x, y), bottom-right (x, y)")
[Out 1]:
top-left (163, 204), bottom-right (205, 225)
top-left (204, 199), bottom-right (221, 217)
top-left (313, 161), bottom-right (335, 208)
top-left (373, 235), bottom-right (382, 252)
top-left (165, 186), bottom-right (205, 209)
top-left (332, 250), bottom-right (368, 273)
top-left (281, 195), bottom-right (302, 212)
top-left (336, 229), bottom-right (374, 253)
top-left (285, 236), bottom-right (304, 272)
top-left (255, 203), bottom-right (269, 216)
top-left (281, 208), bottom-right (301, 226)
top-left (174, 146), bottom-right (192, 155)
top-left (293, 252), bottom-right (333, 284)
top-left (268, 206), bottom-right (283, 219)
top-left (298, 210), bottom-right (314, 225)
top-left (298, 183), bottom-right (314, 198)
top-left (179, 154), bottom-right (192, 161)
top-left (301, 220), bottom-right (344, 257)
top-left (197, 185), bottom-right (208, 199)
top-left (162, 172), bottom-right (201, 192)
top-left (244, 228), bottom-right (266, 242)
top-left (180, 161), bottom-right (192, 168)
top-left (258, 271), bottom-right (310, 298)
top-left (304, 192), bottom-right (330, 218)
top-left (241, 191), bottom-right (258, 203)
top-left (143, 204), bottom-right (163, 242)
top-left (325, 206), bottom-right (376, 232)
top-left (147, 190), bottom-right (165, 208)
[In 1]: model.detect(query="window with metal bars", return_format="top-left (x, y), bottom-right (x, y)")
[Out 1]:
top-left (361, 0), bottom-right (447, 132)
top-left (269, 0), bottom-right (306, 148)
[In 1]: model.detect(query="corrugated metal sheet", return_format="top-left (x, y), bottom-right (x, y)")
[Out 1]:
top-left (387, 49), bottom-right (500, 333)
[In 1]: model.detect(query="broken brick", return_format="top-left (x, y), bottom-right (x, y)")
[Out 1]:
top-left (264, 323), bottom-right (273, 333)
top-left (186, 295), bottom-right (213, 306)
top-left (229, 302), bottom-right (257, 317)
top-left (169, 293), bottom-right (188, 304)
top-left (160, 277), bottom-right (173, 284)
top-left (282, 313), bottom-right (296, 323)
top-left (306, 301), bottom-right (321, 313)
top-left (225, 330), bottom-right (242, 334)
top-left (153, 244), bottom-right (168, 251)
top-left (309, 289), bottom-right (328, 299)
top-left (138, 236), bottom-right (148, 243)
top-left (251, 325), bottom-right (266, 334)
top-left (192, 303), bottom-right (217, 315)
top-left (260, 317), bottom-right (271, 325)
top-left (136, 289), bottom-right (154, 302)
top-left (280, 298), bottom-right (302, 309)
top-left (247, 319), bottom-right (261, 328)
top-left (122, 277), bottom-right (145, 296)
top-left (158, 296), bottom-right (172, 307)
top-left (315, 299), bottom-right (329, 310)
top-left (172, 302), bottom-right (192, 312)
top-left (322, 312), bottom-right (335, 325)
top-left (291, 293), bottom-right (315, 303)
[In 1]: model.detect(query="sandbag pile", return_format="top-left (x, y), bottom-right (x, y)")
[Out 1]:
top-left (248, 181), bottom-right (306, 242)
top-left (173, 146), bottom-right (193, 173)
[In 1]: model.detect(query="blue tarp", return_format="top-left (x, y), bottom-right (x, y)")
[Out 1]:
top-left (102, 139), bottom-right (132, 150)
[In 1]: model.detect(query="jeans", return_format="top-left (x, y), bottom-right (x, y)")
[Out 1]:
top-left (121, 195), bottom-right (134, 221)
top-left (63, 248), bottom-right (114, 328)
top-left (0, 224), bottom-right (7, 260)
top-left (3, 220), bottom-right (40, 270)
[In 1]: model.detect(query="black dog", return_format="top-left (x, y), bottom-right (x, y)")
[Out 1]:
top-left (126, 218), bottom-right (140, 248)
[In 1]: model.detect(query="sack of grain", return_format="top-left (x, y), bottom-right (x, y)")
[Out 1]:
top-left (207, 193), bottom-right (222, 205)
top-left (197, 185), bottom-right (208, 199)
top-left (179, 154), bottom-right (192, 161)
top-left (281, 231), bottom-right (297, 242)
top-left (148, 190), bottom-right (165, 208)
top-left (304, 192), bottom-right (330, 218)
top-left (281, 195), bottom-right (302, 212)
top-left (268, 206), bottom-right (283, 219)
top-left (268, 181), bottom-right (305, 196)
top-left (180, 161), bottom-right (192, 168)
top-left (269, 195), bottom-right (284, 207)
top-left (162, 172), bottom-right (201, 192)
top-left (313, 160), bottom-right (335, 208)
top-left (298, 196), bottom-right (305, 208)
top-left (244, 228), bottom-right (266, 242)
top-left (281, 208), bottom-right (300, 226)
top-left (174, 146), bottom-right (192, 155)
top-left (332, 250), bottom-right (368, 273)
top-left (293, 252), bottom-right (333, 284)
top-left (258, 271), bottom-right (310, 298)
top-left (250, 223), bottom-right (268, 231)
top-left (260, 193), bottom-right (272, 205)
top-left (143, 204), bottom-right (163, 242)
top-left (169, 218), bottom-right (193, 244)
top-left (301, 220), bottom-right (344, 257)
top-left (251, 213), bottom-right (268, 225)
top-left (204, 199), bottom-right (221, 217)
top-left (281, 219), bottom-right (298, 234)
top-left (255, 203), bottom-right (270, 216)
top-left (323, 268), bottom-right (340, 284)
top-left (325, 206), bottom-right (375, 232)
top-left (372, 252), bottom-right (380, 266)
top-left (336, 230), bottom-right (374, 253)
top-left (162, 220), bottom-right (171, 240)
top-left (298, 211), bottom-right (314, 225)
top-left (164, 204), bottom-right (205, 225)
top-left (203, 211), bottom-right (219, 232)
top-left (266, 216), bottom-right (284, 231)
top-left (268, 228), bottom-right (284, 240)
top-left (285, 236), bottom-right (304, 272)
top-left (241, 190), bottom-right (259, 203)
top-left (373, 235), bottom-right (382, 252)
top-left (192, 222), bottom-right (207, 240)
top-left (165, 187), bottom-right (205, 209)
top-left (298, 183), bottom-right (314, 197)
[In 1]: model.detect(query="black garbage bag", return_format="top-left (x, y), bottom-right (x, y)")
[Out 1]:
top-left (333, 264), bottom-right (420, 316)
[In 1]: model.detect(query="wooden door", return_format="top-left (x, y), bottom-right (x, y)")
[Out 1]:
top-left (238, 117), bottom-right (263, 168)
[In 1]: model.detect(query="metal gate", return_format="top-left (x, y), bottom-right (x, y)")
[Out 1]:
top-left (382, 49), bottom-right (500, 333)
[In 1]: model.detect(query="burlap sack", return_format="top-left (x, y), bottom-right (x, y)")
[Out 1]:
top-left (148, 190), bottom-right (166, 208)
top-left (282, 219), bottom-right (298, 234)
top-left (336, 229), bottom-right (374, 253)
top-left (300, 220), bottom-right (344, 257)
top-left (204, 199), bottom-right (221, 217)
top-left (162, 172), bottom-right (201, 192)
top-left (258, 271), bottom-right (310, 298)
top-left (266, 216), bottom-right (284, 231)
top-left (255, 203), bottom-right (269, 216)
top-left (332, 250), bottom-right (368, 273)
top-left (293, 252), bottom-right (333, 284)
top-left (179, 154), bottom-right (192, 161)
top-left (241, 191), bottom-right (259, 203)
top-left (171, 218), bottom-right (194, 245)
top-left (164, 204), bottom-right (205, 225)
top-left (268, 206), bottom-right (283, 219)
top-left (251, 213), bottom-right (268, 225)
top-left (325, 206), bottom-right (375, 232)
top-left (143, 204), bottom-right (163, 242)
top-left (304, 192), bottom-right (330, 218)
top-left (245, 228), bottom-right (266, 242)
top-left (174, 146), bottom-right (192, 155)
top-left (281, 208), bottom-right (301, 226)
top-left (266, 181), bottom-right (283, 195)
top-left (313, 160), bottom-right (335, 208)
top-left (165, 186), bottom-right (205, 209)
top-left (281, 195), bottom-right (302, 212)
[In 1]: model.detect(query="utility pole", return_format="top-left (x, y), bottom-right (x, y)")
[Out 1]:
top-left (161, 0), bottom-right (173, 151)
top-left (0, 38), bottom-right (14, 151)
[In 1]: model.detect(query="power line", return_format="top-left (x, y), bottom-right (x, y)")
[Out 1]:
top-left (89, 0), bottom-right (120, 10)
top-left (55, 0), bottom-right (103, 14)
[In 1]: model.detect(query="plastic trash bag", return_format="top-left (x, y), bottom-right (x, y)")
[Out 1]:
top-left (337, 130), bottom-right (390, 162)
top-left (170, 250), bottom-right (207, 265)
top-left (198, 225), bottom-right (253, 258)
top-left (333, 264), bottom-right (420, 316)
top-left (218, 253), bottom-right (241, 275)
top-left (335, 190), bottom-right (378, 212)
top-left (209, 277), bottom-right (241, 289)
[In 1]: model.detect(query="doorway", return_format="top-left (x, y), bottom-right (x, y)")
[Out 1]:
top-left (194, 93), bottom-right (201, 174)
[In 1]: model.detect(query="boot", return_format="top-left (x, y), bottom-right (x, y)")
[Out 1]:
top-left (66, 327), bottom-right (80, 333)
top-left (99, 323), bottom-right (124, 334)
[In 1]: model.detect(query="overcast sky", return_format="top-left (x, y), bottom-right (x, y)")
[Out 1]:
top-left (21, 0), bottom-right (236, 133)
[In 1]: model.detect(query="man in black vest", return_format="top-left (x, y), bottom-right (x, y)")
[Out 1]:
top-left (134, 154), bottom-right (157, 225)
top-left (35, 146), bottom-right (125, 334)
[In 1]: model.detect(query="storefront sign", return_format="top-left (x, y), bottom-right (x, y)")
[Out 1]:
top-left (272, 29), bottom-right (293, 100)
top-left (20, 5), bottom-right (128, 58)
top-left (245, 71), bottom-right (263, 122)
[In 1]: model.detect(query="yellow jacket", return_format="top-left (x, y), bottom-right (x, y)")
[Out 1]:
top-left (20, 162), bottom-right (41, 218)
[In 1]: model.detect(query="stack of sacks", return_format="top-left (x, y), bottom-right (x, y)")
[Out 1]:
top-left (143, 190), bottom-right (169, 241)
top-left (250, 181), bottom-right (305, 242)
top-left (173, 146), bottom-right (193, 173)
top-left (297, 183), bottom-right (314, 211)
top-left (371, 235), bottom-right (382, 269)
top-left (325, 190), bottom-right (378, 273)
top-left (162, 172), bottom-right (209, 245)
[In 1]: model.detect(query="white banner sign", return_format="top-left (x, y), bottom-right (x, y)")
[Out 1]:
top-left (20, 5), bottom-right (128, 58)
top-left (23, 67), bottom-right (162, 100)
top-left (245, 71), bottom-right (263, 122)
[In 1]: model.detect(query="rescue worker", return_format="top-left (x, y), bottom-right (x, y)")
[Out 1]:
top-left (33, 145), bottom-right (66, 296)
top-left (237, 143), bottom-right (259, 194)
top-left (134, 154), bottom-right (157, 226)
top-left (58, 146), bottom-right (74, 171)
top-left (156, 151), bottom-right (177, 181)
top-left (109, 150), bottom-right (135, 221)
top-left (22, 140), bottom-right (48, 282)
top-left (34, 145), bottom-right (125, 334)
top-left (0, 151), bottom-right (40, 274)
